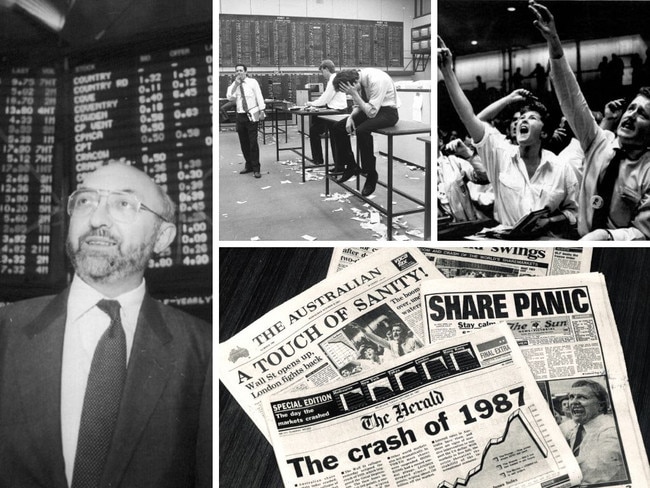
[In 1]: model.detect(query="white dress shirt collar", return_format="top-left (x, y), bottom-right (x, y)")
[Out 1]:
top-left (67, 274), bottom-right (146, 331)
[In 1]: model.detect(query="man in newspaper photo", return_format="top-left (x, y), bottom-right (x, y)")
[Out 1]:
top-left (564, 379), bottom-right (626, 485)
top-left (356, 343), bottom-right (390, 369)
top-left (361, 320), bottom-right (424, 356)
top-left (334, 317), bottom-right (425, 375)
top-left (558, 396), bottom-right (575, 438)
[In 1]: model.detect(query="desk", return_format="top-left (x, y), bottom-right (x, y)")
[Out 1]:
top-left (438, 219), bottom-right (498, 240)
top-left (377, 88), bottom-right (431, 164)
top-left (417, 135), bottom-right (432, 240)
top-left (325, 119), bottom-right (430, 240)
top-left (219, 247), bottom-right (650, 488)
top-left (275, 108), bottom-right (344, 183)
top-left (263, 99), bottom-right (291, 144)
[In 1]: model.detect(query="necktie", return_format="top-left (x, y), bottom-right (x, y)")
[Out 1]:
top-left (572, 424), bottom-right (585, 456)
top-left (238, 82), bottom-right (249, 113)
top-left (591, 148), bottom-right (624, 229)
top-left (71, 299), bottom-right (127, 488)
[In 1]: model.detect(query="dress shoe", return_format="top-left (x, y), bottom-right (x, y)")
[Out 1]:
top-left (329, 168), bottom-right (345, 176)
top-left (239, 168), bottom-right (254, 174)
top-left (361, 174), bottom-right (378, 196)
top-left (254, 172), bottom-right (261, 178)
top-left (335, 167), bottom-right (359, 183)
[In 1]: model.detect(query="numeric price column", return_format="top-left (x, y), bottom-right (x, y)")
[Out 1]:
top-left (137, 54), bottom-right (174, 270)
top-left (137, 43), bottom-right (213, 270)
top-left (0, 66), bottom-right (58, 279)
top-left (170, 44), bottom-right (212, 268)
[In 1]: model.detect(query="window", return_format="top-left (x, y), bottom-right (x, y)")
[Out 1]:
top-left (415, 0), bottom-right (431, 18)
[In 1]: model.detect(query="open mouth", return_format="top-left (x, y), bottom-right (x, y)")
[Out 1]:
top-left (571, 405), bottom-right (585, 416)
top-left (620, 119), bottom-right (635, 131)
top-left (83, 236), bottom-right (118, 248)
top-left (518, 124), bottom-right (530, 136)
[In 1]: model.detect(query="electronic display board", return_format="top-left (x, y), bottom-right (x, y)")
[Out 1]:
top-left (219, 15), bottom-right (403, 68)
top-left (218, 72), bottom-right (324, 104)
top-left (0, 31), bottom-right (213, 321)
top-left (70, 38), bottom-right (213, 272)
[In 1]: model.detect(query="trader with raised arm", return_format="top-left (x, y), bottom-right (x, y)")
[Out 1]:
top-left (530, 0), bottom-right (650, 240)
top-left (438, 35), bottom-right (578, 237)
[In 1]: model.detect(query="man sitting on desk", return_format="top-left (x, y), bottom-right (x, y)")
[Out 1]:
top-left (331, 68), bottom-right (399, 196)
top-left (304, 59), bottom-right (348, 173)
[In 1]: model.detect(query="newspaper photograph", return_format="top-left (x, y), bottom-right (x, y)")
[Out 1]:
top-left (262, 322), bottom-right (583, 488)
top-left (219, 247), bottom-right (444, 439)
top-left (420, 273), bottom-right (650, 487)
top-left (327, 247), bottom-right (592, 278)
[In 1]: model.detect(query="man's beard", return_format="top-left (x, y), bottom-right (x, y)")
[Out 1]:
top-left (66, 227), bottom-right (157, 284)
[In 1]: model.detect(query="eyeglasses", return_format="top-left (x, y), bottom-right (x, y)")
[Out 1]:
top-left (67, 189), bottom-right (170, 224)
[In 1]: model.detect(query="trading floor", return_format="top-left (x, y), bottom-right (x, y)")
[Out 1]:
top-left (218, 121), bottom-right (429, 241)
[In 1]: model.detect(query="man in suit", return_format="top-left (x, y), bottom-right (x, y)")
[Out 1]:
top-left (0, 163), bottom-right (212, 488)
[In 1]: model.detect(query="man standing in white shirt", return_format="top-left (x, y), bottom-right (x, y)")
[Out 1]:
top-left (305, 59), bottom-right (348, 173)
top-left (227, 63), bottom-right (266, 178)
top-left (564, 379), bottom-right (626, 484)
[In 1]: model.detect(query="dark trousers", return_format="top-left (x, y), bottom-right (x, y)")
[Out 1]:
top-left (235, 113), bottom-right (260, 172)
top-left (309, 112), bottom-right (346, 170)
top-left (331, 106), bottom-right (398, 177)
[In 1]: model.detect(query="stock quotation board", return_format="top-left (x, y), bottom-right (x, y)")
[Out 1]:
top-left (0, 32), bottom-right (212, 319)
top-left (219, 14), bottom-right (403, 68)
top-left (70, 38), bottom-right (213, 274)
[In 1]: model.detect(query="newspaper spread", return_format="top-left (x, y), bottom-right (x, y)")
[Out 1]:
top-left (327, 247), bottom-right (592, 277)
top-left (262, 323), bottom-right (583, 488)
top-left (219, 248), bottom-right (445, 439)
top-left (420, 273), bottom-right (650, 487)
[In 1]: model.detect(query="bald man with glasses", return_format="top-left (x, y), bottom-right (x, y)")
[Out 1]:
top-left (0, 162), bottom-right (212, 488)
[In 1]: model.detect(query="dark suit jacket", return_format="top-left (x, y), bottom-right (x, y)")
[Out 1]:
top-left (0, 289), bottom-right (212, 488)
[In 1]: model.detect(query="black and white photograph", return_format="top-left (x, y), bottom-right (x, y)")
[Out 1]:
top-left (438, 0), bottom-right (650, 242)
top-left (6, 0), bottom-right (650, 487)
top-left (547, 376), bottom-right (629, 485)
top-left (220, 247), bottom-right (650, 487)
top-left (218, 0), bottom-right (432, 241)
top-left (0, 0), bottom-right (212, 486)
